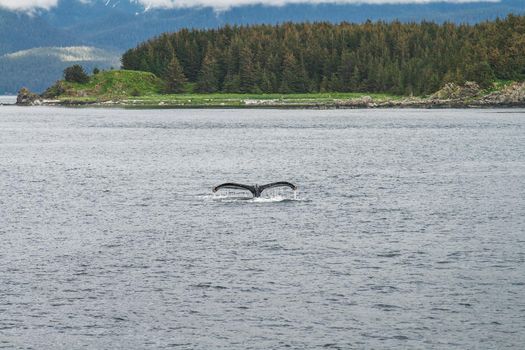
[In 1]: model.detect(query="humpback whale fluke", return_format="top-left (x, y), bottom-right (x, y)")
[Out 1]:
top-left (213, 182), bottom-right (297, 198)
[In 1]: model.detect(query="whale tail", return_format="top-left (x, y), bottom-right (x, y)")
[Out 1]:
top-left (213, 182), bottom-right (297, 198)
top-left (213, 183), bottom-right (257, 197)
top-left (259, 182), bottom-right (297, 193)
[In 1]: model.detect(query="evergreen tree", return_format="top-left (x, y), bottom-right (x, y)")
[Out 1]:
top-left (259, 71), bottom-right (273, 93)
top-left (329, 73), bottom-right (341, 92)
top-left (164, 55), bottom-right (187, 93)
top-left (466, 61), bottom-right (495, 88)
top-left (239, 47), bottom-right (258, 93)
top-left (280, 52), bottom-right (308, 93)
top-left (350, 66), bottom-right (361, 91)
top-left (339, 50), bottom-right (354, 91)
top-left (119, 16), bottom-right (525, 96)
top-left (320, 76), bottom-right (330, 93)
top-left (223, 73), bottom-right (240, 92)
top-left (196, 49), bottom-right (220, 93)
top-left (64, 65), bottom-right (89, 84)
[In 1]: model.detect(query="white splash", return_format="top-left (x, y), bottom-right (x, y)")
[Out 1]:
top-left (208, 189), bottom-right (300, 203)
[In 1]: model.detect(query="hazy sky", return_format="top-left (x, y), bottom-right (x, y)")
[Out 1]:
top-left (0, 0), bottom-right (500, 12)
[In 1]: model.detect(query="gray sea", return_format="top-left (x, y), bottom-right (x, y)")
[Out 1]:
top-left (0, 96), bottom-right (16, 105)
top-left (1, 106), bottom-right (524, 349)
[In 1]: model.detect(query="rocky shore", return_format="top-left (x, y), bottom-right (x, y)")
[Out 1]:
top-left (15, 82), bottom-right (525, 109)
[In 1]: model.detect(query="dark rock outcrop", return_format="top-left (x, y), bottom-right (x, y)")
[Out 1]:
top-left (16, 87), bottom-right (41, 105)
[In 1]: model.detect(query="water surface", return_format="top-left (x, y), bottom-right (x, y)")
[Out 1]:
top-left (1, 107), bottom-right (524, 349)
top-left (0, 96), bottom-right (16, 105)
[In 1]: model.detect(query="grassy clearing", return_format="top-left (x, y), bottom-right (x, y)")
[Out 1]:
top-left (145, 92), bottom-right (400, 101)
top-left (129, 91), bottom-right (402, 106)
top-left (47, 70), bottom-right (163, 99)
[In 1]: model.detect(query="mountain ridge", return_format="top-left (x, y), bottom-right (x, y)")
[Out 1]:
top-left (2, 0), bottom-right (524, 54)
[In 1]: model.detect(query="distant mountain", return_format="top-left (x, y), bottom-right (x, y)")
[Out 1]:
top-left (0, 10), bottom-right (81, 55)
top-left (0, 47), bottom-right (120, 94)
top-left (0, 0), bottom-right (523, 93)
top-left (45, 0), bottom-right (525, 51)
top-left (1, 0), bottom-right (523, 54)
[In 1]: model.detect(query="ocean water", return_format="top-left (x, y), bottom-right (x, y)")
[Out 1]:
top-left (0, 96), bottom-right (16, 105)
top-left (1, 107), bottom-right (524, 349)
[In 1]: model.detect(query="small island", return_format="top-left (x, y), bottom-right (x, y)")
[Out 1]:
top-left (16, 17), bottom-right (525, 108)
top-left (17, 69), bottom-right (525, 108)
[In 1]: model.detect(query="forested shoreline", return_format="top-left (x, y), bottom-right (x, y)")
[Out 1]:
top-left (121, 15), bottom-right (525, 96)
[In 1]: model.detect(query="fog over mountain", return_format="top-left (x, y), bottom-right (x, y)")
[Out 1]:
top-left (0, 0), bottom-right (57, 11)
top-left (0, 0), bottom-right (523, 93)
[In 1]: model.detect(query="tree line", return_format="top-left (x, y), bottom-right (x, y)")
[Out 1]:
top-left (121, 15), bottom-right (525, 95)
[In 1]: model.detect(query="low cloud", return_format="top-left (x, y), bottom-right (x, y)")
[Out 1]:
top-left (0, 0), bottom-right (500, 12)
top-left (0, 0), bottom-right (58, 11)
top-left (138, 0), bottom-right (500, 11)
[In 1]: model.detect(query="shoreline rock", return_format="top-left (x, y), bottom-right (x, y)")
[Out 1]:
top-left (16, 87), bottom-right (42, 105)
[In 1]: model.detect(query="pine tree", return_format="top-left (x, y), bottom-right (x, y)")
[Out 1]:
top-left (119, 17), bottom-right (525, 96)
top-left (259, 71), bottom-right (273, 93)
top-left (320, 76), bottom-right (330, 93)
top-left (196, 49), bottom-right (220, 93)
top-left (467, 61), bottom-right (495, 88)
top-left (280, 52), bottom-right (308, 93)
top-left (338, 50), bottom-right (354, 92)
top-left (64, 65), bottom-right (89, 84)
top-left (223, 74), bottom-right (240, 92)
top-left (239, 47), bottom-right (258, 93)
top-left (329, 73), bottom-right (341, 92)
top-left (350, 66), bottom-right (361, 91)
top-left (164, 55), bottom-right (187, 93)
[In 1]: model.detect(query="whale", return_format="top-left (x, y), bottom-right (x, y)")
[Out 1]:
top-left (213, 182), bottom-right (297, 198)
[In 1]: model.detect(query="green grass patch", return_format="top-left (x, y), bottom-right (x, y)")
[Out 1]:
top-left (489, 79), bottom-right (515, 92)
top-left (133, 91), bottom-right (401, 104)
top-left (46, 70), bottom-right (163, 99)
